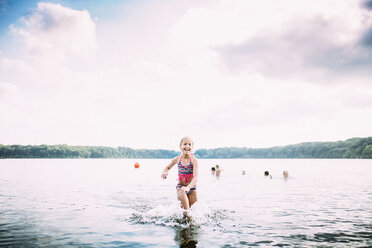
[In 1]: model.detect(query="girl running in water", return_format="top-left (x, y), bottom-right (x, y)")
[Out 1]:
top-left (161, 137), bottom-right (199, 211)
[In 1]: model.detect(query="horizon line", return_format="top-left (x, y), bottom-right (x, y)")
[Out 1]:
top-left (1, 136), bottom-right (370, 150)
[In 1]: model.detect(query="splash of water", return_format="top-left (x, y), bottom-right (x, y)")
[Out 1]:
top-left (129, 201), bottom-right (229, 228)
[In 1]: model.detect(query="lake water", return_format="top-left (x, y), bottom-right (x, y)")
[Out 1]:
top-left (0, 159), bottom-right (371, 247)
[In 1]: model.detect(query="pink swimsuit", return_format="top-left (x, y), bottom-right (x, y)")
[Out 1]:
top-left (176, 155), bottom-right (196, 194)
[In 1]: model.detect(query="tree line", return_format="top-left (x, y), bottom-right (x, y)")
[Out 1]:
top-left (195, 137), bottom-right (372, 159)
top-left (0, 137), bottom-right (371, 159)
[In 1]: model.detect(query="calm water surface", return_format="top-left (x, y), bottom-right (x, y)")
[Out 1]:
top-left (0, 159), bottom-right (371, 247)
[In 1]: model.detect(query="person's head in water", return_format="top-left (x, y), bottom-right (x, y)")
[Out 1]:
top-left (211, 167), bottom-right (216, 171)
top-left (264, 171), bottom-right (273, 179)
top-left (283, 170), bottom-right (289, 178)
top-left (264, 171), bottom-right (272, 179)
top-left (179, 136), bottom-right (194, 156)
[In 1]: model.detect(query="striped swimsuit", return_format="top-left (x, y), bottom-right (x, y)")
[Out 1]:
top-left (176, 155), bottom-right (196, 194)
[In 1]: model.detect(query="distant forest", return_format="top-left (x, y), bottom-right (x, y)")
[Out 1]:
top-left (1, 137), bottom-right (372, 159)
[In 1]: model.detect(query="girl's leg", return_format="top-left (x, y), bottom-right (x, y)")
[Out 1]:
top-left (177, 188), bottom-right (190, 210)
top-left (187, 190), bottom-right (197, 207)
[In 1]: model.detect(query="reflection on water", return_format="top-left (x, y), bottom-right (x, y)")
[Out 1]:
top-left (0, 159), bottom-right (372, 247)
top-left (174, 226), bottom-right (199, 248)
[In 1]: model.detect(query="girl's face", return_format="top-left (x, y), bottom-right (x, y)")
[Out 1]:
top-left (180, 138), bottom-right (193, 155)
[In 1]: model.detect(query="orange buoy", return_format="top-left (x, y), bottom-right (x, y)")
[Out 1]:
top-left (134, 162), bottom-right (140, 168)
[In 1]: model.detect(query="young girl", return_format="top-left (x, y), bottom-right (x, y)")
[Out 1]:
top-left (161, 137), bottom-right (199, 211)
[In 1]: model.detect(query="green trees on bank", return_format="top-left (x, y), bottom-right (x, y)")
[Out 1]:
top-left (195, 137), bottom-right (372, 158)
top-left (0, 145), bottom-right (179, 159)
top-left (0, 137), bottom-right (371, 159)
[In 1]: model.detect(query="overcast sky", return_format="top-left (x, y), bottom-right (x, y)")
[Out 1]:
top-left (1, 0), bottom-right (372, 150)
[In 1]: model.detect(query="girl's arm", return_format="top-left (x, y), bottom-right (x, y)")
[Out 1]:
top-left (184, 157), bottom-right (199, 191)
top-left (161, 156), bottom-right (179, 179)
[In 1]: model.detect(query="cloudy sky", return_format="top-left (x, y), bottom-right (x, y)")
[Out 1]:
top-left (1, 0), bottom-right (372, 150)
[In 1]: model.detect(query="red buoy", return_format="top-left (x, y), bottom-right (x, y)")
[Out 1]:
top-left (134, 162), bottom-right (140, 168)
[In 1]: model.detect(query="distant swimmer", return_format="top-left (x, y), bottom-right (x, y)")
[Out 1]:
top-left (161, 137), bottom-right (199, 216)
top-left (215, 165), bottom-right (222, 177)
top-left (242, 170), bottom-right (246, 175)
top-left (264, 171), bottom-right (272, 179)
top-left (283, 170), bottom-right (289, 179)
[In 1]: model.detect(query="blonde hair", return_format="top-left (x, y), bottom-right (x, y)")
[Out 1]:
top-left (179, 136), bottom-right (194, 146)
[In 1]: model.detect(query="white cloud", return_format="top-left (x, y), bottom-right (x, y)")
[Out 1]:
top-left (10, 2), bottom-right (97, 60)
top-left (210, 0), bottom-right (372, 80)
